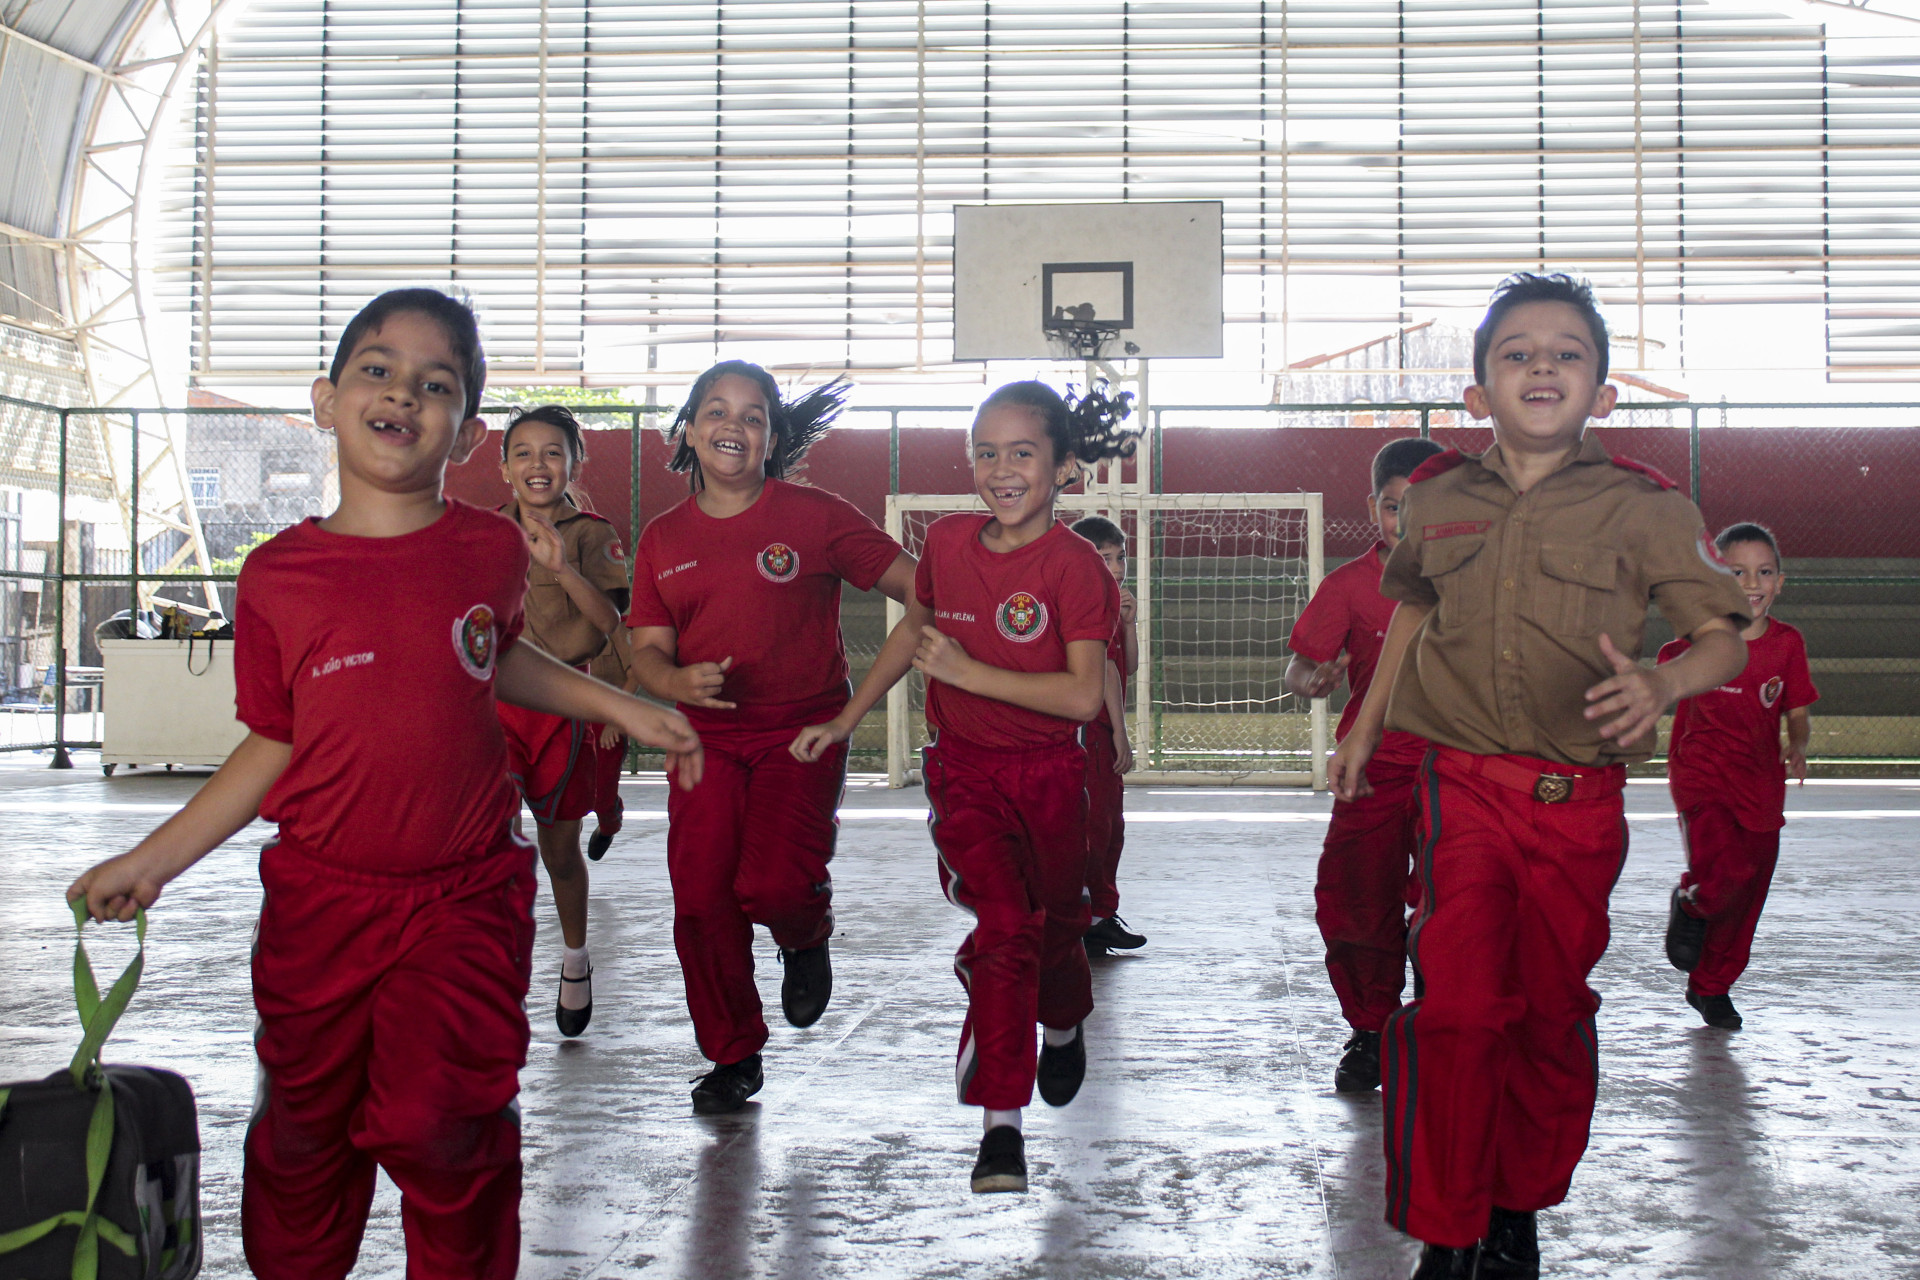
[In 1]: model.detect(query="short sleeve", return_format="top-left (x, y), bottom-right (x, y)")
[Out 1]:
top-left (1288, 570), bottom-right (1351, 663)
top-left (1638, 491), bottom-right (1752, 640)
top-left (623, 526), bottom-right (675, 630)
top-left (233, 559), bottom-right (293, 743)
top-left (1784, 630), bottom-right (1819, 710)
top-left (1379, 486), bottom-right (1439, 608)
top-left (1654, 637), bottom-right (1689, 667)
top-left (1055, 547), bottom-right (1120, 644)
top-left (821, 492), bottom-right (905, 591)
top-left (577, 519), bottom-right (631, 595)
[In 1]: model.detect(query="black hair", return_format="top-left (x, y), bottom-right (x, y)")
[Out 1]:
top-left (329, 288), bottom-right (486, 417)
top-left (1472, 272), bottom-right (1610, 388)
top-left (1071, 515), bottom-right (1126, 550)
top-left (503, 404), bottom-right (588, 466)
top-left (972, 380), bottom-right (1141, 472)
top-left (1716, 521), bottom-right (1781, 560)
top-left (666, 360), bottom-right (849, 491)
top-left (1371, 437), bottom-right (1446, 494)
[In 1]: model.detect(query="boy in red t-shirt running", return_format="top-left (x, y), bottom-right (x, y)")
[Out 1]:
top-left (1661, 522), bottom-right (1817, 1031)
top-left (1285, 436), bottom-right (1442, 1094)
top-left (795, 381), bottom-right (1135, 1194)
top-left (68, 289), bottom-right (701, 1280)
top-left (1068, 514), bottom-right (1144, 957)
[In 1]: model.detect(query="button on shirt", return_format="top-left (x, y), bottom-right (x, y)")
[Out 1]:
top-left (1379, 433), bottom-right (1751, 766)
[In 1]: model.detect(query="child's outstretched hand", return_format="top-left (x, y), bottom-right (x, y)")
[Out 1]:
top-left (912, 626), bottom-right (972, 685)
top-left (671, 655), bottom-right (736, 710)
top-left (69, 849), bottom-right (170, 923)
top-left (520, 509), bottom-right (568, 575)
top-left (619, 701), bottom-right (704, 789)
top-left (790, 716), bottom-right (855, 763)
top-left (1301, 652), bottom-right (1351, 699)
top-left (1584, 633), bottom-right (1670, 747)
top-left (1784, 742), bottom-right (1809, 785)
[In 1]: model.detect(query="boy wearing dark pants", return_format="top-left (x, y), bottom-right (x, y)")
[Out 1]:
top-left (1662, 522), bottom-right (1816, 1030)
top-left (69, 289), bottom-right (701, 1280)
top-left (1331, 273), bottom-right (1750, 1280)
top-left (1285, 436), bottom-right (1442, 1092)
top-left (1070, 515), bottom-right (1144, 956)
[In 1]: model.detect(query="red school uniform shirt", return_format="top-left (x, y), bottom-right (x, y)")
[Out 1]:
top-left (1094, 623), bottom-right (1128, 729)
top-left (915, 514), bottom-right (1121, 751)
top-left (1287, 542), bottom-right (1428, 771)
top-left (233, 499), bottom-right (529, 877)
top-left (625, 478), bottom-right (903, 730)
top-left (1660, 618), bottom-right (1818, 832)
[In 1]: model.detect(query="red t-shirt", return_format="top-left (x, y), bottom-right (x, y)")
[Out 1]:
top-left (914, 514), bottom-right (1120, 750)
top-left (1094, 624), bottom-right (1128, 729)
top-left (1287, 542), bottom-right (1428, 770)
top-left (234, 500), bottom-right (528, 876)
top-left (625, 479), bottom-right (903, 730)
top-left (1661, 619), bottom-right (1818, 831)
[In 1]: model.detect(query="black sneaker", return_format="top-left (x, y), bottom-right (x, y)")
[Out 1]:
top-left (586, 827), bottom-right (614, 861)
top-left (1687, 989), bottom-right (1743, 1030)
top-left (690, 1054), bottom-right (764, 1114)
top-left (1334, 1029), bottom-right (1382, 1093)
top-left (1036, 1023), bottom-right (1086, 1107)
top-left (1665, 886), bottom-right (1707, 973)
top-left (1476, 1207), bottom-right (1540, 1279)
top-left (1083, 915), bottom-right (1147, 956)
top-left (1408, 1243), bottom-right (1479, 1279)
top-left (779, 941), bottom-right (832, 1028)
top-left (556, 967), bottom-right (592, 1038)
top-left (970, 1125), bottom-right (1027, 1193)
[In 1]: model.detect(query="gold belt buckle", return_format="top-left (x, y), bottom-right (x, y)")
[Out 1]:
top-left (1532, 773), bottom-right (1575, 804)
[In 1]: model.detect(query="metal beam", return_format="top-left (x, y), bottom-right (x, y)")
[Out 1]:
top-left (0, 22), bottom-right (147, 91)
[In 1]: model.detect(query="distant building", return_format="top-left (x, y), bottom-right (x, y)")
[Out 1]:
top-left (183, 390), bottom-right (338, 562)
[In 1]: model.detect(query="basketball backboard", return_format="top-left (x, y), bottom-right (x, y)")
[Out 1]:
top-left (952, 201), bottom-right (1224, 361)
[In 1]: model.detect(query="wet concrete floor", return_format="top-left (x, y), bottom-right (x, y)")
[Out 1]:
top-left (2, 759), bottom-right (1917, 1278)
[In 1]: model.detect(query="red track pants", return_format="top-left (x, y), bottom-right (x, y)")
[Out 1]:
top-left (667, 722), bottom-right (845, 1065)
top-left (1677, 803), bottom-right (1781, 998)
top-left (924, 732), bottom-right (1093, 1110)
top-left (243, 837), bottom-right (536, 1280)
top-left (1315, 755), bottom-right (1421, 1032)
top-left (1383, 747), bottom-right (1627, 1248)
top-left (1084, 728), bottom-right (1127, 919)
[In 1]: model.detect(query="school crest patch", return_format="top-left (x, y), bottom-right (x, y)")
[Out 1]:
top-left (452, 603), bottom-right (497, 680)
top-left (1760, 675), bottom-right (1784, 709)
top-left (996, 591), bottom-right (1048, 643)
top-left (757, 542), bottom-right (800, 583)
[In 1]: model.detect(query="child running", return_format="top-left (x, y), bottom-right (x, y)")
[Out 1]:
top-left (794, 380), bottom-right (1135, 1195)
top-left (1284, 435), bottom-right (1442, 1094)
top-left (626, 360), bottom-right (914, 1115)
top-left (68, 288), bottom-right (700, 1279)
top-left (1329, 273), bottom-right (1750, 1279)
top-left (1661, 521), bottom-right (1817, 1031)
top-left (1068, 514), bottom-right (1145, 957)
top-left (496, 404), bottom-right (633, 1037)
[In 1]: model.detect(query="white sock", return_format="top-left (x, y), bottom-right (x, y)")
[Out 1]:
top-left (984, 1107), bottom-right (1022, 1133)
top-left (1043, 1024), bottom-right (1078, 1048)
top-left (1089, 916), bottom-right (1108, 928)
top-left (562, 945), bottom-right (591, 979)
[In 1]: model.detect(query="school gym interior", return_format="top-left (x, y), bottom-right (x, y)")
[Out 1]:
top-left (3, 2), bottom-right (1920, 1278)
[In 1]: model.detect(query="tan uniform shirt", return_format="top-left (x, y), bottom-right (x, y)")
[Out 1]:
top-left (503, 502), bottom-right (631, 667)
top-left (1379, 432), bottom-right (1751, 767)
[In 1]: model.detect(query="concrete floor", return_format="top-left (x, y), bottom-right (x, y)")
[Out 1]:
top-left (2, 757), bottom-right (1917, 1279)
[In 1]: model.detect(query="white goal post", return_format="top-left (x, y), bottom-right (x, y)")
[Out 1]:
top-left (883, 492), bottom-right (1326, 788)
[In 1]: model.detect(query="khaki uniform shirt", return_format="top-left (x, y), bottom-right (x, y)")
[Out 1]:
top-left (1379, 433), bottom-right (1751, 767)
top-left (503, 502), bottom-right (631, 667)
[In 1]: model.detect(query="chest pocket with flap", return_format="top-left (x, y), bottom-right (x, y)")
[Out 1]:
top-left (1534, 542), bottom-right (1618, 636)
top-left (1421, 534), bottom-right (1486, 629)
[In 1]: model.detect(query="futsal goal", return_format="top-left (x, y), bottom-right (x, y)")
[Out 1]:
top-left (883, 492), bottom-right (1326, 788)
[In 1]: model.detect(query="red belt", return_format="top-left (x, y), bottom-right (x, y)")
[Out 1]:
top-left (1431, 745), bottom-right (1626, 806)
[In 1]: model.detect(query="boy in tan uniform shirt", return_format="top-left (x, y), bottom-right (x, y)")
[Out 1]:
top-left (1330, 273), bottom-right (1751, 1280)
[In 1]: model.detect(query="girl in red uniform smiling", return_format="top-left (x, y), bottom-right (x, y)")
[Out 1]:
top-left (626, 360), bottom-right (914, 1115)
top-left (794, 381), bottom-right (1136, 1194)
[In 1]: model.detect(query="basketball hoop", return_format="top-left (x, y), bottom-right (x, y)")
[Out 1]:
top-left (1044, 318), bottom-right (1137, 361)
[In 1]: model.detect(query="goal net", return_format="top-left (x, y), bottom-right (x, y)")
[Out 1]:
top-left (883, 492), bottom-right (1326, 786)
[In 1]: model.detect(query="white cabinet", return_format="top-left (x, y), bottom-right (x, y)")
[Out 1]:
top-left (100, 639), bottom-right (247, 771)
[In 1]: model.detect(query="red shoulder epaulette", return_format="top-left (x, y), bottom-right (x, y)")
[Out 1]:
top-left (1609, 456), bottom-right (1679, 490)
top-left (1407, 449), bottom-right (1465, 484)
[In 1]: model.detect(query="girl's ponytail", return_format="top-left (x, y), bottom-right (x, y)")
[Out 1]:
top-left (1061, 383), bottom-right (1140, 466)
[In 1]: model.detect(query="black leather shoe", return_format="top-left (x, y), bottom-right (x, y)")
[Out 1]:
top-left (971, 1125), bottom-right (1027, 1193)
top-left (1036, 1023), bottom-right (1087, 1107)
top-left (1665, 886), bottom-right (1707, 973)
top-left (1334, 1029), bottom-right (1382, 1093)
top-left (1408, 1243), bottom-right (1479, 1278)
top-left (586, 827), bottom-right (614, 861)
top-left (1477, 1207), bottom-right (1540, 1279)
top-left (556, 968), bottom-right (592, 1038)
top-left (1083, 915), bottom-right (1147, 956)
top-left (779, 941), bottom-right (833, 1028)
top-left (1687, 989), bottom-right (1743, 1030)
top-left (690, 1054), bottom-right (764, 1114)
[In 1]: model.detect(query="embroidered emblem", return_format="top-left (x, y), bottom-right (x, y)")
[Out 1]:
top-left (757, 542), bottom-right (800, 583)
top-left (1423, 521), bottom-right (1492, 541)
top-left (1760, 675), bottom-right (1784, 709)
top-left (1695, 529), bottom-right (1735, 574)
top-left (452, 603), bottom-right (498, 680)
top-left (996, 591), bottom-right (1049, 642)
top-left (605, 542), bottom-right (626, 564)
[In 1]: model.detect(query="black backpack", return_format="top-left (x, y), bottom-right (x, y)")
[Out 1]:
top-left (0, 905), bottom-right (202, 1279)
